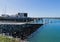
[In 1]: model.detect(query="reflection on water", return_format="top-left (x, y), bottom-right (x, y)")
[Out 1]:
top-left (28, 23), bottom-right (60, 42)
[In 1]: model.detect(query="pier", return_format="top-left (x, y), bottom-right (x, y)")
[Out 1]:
top-left (32, 17), bottom-right (60, 24)
top-left (0, 18), bottom-right (43, 40)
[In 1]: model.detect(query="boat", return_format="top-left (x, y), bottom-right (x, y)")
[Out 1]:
top-left (0, 13), bottom-right (43, 40)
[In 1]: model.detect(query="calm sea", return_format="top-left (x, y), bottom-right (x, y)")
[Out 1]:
top-left (28, 19), bottom-right (60, 42)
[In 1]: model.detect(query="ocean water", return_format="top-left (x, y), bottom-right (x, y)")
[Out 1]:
top-left (28, 19), bottom-right (60, 42)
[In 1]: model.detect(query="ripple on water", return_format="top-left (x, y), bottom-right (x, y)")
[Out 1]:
top-left (28, 23), bottom-right (60, 42)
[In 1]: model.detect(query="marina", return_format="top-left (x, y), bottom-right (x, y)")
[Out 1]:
top-left (0, 13), bottom-right (60, 42)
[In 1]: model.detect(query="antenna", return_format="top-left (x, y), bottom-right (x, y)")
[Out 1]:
top-left (4, 4), bottom-right (7, 14)
top-left (3, 2), bottom-right (7, 14)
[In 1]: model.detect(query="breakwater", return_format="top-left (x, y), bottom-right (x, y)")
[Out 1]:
top-left (0, 24), bottom-right (43, 40)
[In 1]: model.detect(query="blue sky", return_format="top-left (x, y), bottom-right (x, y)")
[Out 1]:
top-left (0, 0), bottom-right (60, 17)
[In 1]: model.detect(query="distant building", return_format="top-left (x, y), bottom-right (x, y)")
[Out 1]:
top-left (17, 13), bottom-right (27, 18)
top-left (1, 13), bottom-right (28, 18)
